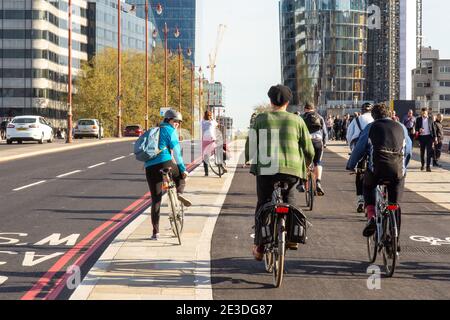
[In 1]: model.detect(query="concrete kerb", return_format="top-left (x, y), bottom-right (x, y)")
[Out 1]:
top-left (0, 138), bottom-right (136, 164)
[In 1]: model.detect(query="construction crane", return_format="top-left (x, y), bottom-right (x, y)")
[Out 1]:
top-left (416, 0), bottom-right (423, 68)
top-left (207, 24), bottom-right (226, 83)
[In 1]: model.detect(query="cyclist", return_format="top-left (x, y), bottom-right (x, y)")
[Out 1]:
top-left (346, 103), bottom-right (412, 240)
top-left (346, 103), bottom-right (374, 213)
top-left (245, 85), bottom-right (314, 261)
top-left (297, 102), bottom-right (328, 196)
top-left (145, 109), bottom-right (192, 240)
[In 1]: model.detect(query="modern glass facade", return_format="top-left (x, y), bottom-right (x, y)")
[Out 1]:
top-left (0, 0), bottom-right (88, 125)
top-left (127, 0), bottom-right (196, 63)
top-left (87, 0), bottom-right (159, 60)
top-left (280, 0), bottom-right (368, 107)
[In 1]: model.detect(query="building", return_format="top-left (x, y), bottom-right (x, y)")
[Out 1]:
top-left (217, 115), bottom-right (233, 142)
top-left (0, 0), bottom-right (89, 125)
top-left (279, 0), bottom-right (368, 107)
top-left (413, 47), bottom-right (450, 115)
top-left (204, 81), bottom-right (225, 118)
top-left (366, 0), bottom-right (417, 102)
top-left (87, 0), bottom-right (158, 60)
top-left (127, 0), bottom-right (196, 63)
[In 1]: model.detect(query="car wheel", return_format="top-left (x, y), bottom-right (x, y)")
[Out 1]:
top-left (6, 139), bottom-right (12, 145)
top-left (38, 133), bottom-right (44, 144)
top-left (47, 134), bottom-right (53, 143)
top-left (18, 140), bottom-right (23, 144)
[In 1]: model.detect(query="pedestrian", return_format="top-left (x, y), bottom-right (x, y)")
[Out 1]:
top-left (326, 116), bottom-right (333, 141)
top-left (391, 110), bottom-right (400, 122)
top-left (0, 120), bottom-right (8, 140)
top-left (402, 109), bottom-right (416, 146)
top-left (201, 110), bottom-right (218, 176)
top-left (433, 114), bottom-right (444, 168)
top-left (342, 114), bottom-right (350, 141)
top-left (415, 107), bottom-right (437, 172)
top-left (334, 115), bottom-right (343, 141)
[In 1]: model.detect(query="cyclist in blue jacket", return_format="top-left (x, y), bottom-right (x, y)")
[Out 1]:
top-left (347, 104), bottom-right (412, 240)
top-left (145, 109), bottom-right (192, 240)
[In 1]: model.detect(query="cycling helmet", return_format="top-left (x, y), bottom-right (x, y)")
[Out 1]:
top-left (164, 109), bottom-right (183, 122)
top-left (361, 102), bottom-right (373, 113)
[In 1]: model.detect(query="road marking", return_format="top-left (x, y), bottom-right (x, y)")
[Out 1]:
top-left (129, 153), bottom-right (134, 156)
top-left (88, 162), bottom-right (106, 169)
top-left (13, 180), bottom-right (47, 192)
top-left (56, 170), bottom-right (82, 178)
top-left (111, 156), bottom-right (125, 162)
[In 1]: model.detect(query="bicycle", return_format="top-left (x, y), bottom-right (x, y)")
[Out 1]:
top-left (205, 142), bottom-right (227, 178)
top-left (161, 168), bottom-right (184, 245)
top-left (304, 164), bottom-right (315, 211)
top-left (366, 183), bottom-right (400, 278)
top-left (262, 182), bottom-right (289, 288)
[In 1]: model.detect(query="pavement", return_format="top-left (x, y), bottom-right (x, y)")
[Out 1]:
top-left (70, 140), bottom-right (244, 300)
top-left (69, 140), bottom-right (450, 300)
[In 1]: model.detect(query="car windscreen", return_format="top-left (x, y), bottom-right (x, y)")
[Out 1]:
top-left (12, 118), bottom-right (37, 124)
top-left (78, 120), bottom-right (95, 126)
top-left (126, 126), bottom-right (140, 131)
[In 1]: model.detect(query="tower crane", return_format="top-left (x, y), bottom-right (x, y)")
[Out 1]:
top-left (207, 24), bottom-right (226, 83)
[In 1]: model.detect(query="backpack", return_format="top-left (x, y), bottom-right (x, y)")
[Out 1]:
top-left (134, 127), bottom-right (166, 162)
top-left (303, 112), bottom-right (322, 133)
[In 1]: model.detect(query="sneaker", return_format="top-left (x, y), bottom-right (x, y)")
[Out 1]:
top-left (363, 218), bottom-right (377, 237)
top-left (252, 245), bottom-right (264, 261)
top-left (426, 167), bottom-right (432, 172)
top-left (357, 196), bottom-right (365, 213)
top-left (421, 166), bottom-right (425, 171)
top-left (150, 233), bottom-right (160, 241)
top-left (222, 166), bottom-right (228, 174)
top-left (316, 182), bottom-right (325, 196)
top-left (296, 184), bottom-right (306, 193)
top-left (178, 194), bottom-right (192, 207)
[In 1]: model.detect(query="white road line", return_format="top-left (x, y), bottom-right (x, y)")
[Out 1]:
top-left (88, 162), bottom-right (106, 169)
top-left (129, 153), bottom-right (134, 156)
top-left (57, 170), bottom-right (82, 178)
top-left (13, 180), bottom-right (47, 192)
top-left (111, 156), bottom-right (125, 162)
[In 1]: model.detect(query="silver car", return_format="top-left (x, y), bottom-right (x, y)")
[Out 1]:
top-left (73, 119), bottom-right (103, 139)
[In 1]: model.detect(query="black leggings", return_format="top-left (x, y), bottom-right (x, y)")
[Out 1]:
top-left (145, 161), bottom-right (186, 235)
top-left (363, 171), bottom-right (405, 207)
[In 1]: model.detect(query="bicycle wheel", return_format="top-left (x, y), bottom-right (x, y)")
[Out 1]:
top-left (308, 176), bottom-right (314, 211)
top-left (382, 212), bottom-right (398, 277)
top-left (208, 156), bottom-right (223, 178)
top-left (305, 179), bottom-right (310, 207)
top-left (272, 216), bottom-right (286, 288)
top-left (264, 246), bottom-right (273, 273)
top-left (367, 229), bottom-right (378, 263)
top-left (168, 190), bottom-right (182, 245)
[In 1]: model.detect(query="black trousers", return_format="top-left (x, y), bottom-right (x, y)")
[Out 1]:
top-left (419, 135), bottom-right (434, 167)
top-left (363, 171), bottom-right (405, 207)
top-left (254, 174), bottom-right (299, 244)
top-left (355, 157), bottom-right (367, 196)
top-left (145, 160), bottom-right (186, 235)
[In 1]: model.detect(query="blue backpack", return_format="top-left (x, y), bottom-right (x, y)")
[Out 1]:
top-left (134, 127), bottom-right (166, 162)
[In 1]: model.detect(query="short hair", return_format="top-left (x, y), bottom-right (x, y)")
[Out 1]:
top-left (304, 102), bottom-right (315, 110)
top-left (204, 110), bottom-right (212, 121)
top-left (421, 108), bottom-right (428, 112)
top-left (371, 103), bottom-right (390, 120)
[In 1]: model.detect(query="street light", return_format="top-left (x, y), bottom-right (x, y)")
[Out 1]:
top-left (163, 23), bottom-right (180, 108)
top-left (66, 0), bottom-right (73, 143)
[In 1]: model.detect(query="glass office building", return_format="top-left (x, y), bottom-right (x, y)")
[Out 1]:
top-left (0, 0), bottom-right (89, 124)
top-left (127, 0), bottom-right (196, 64)
top-left (280, 0), bottom-right (368, 107)
top-left (87, 0), bottom-right (159, 60)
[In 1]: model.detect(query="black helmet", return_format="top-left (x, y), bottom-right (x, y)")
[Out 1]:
top-left (164, 109), bottom-right (183, 122)
top-left (361, 103), bottom-right (373, 113)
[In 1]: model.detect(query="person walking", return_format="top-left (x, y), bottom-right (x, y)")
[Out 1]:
top-left (245, 84), bottom-right (314, 261)
top-left (415, 108), bottom-right (437, 172)
top-left (326, 116), bottom-right (334, 141)
top-left (402, 109), bottom-right (416, 146)
top-left (145, 109), bottom-right (192, 240)
top-left (201, 111), bottom-right (219, 176)
top-left (342, 114), bottom-right (350, 141)
top-left (433, 114), bottom-right (444, 168)
top-left (334, 115), bottom-right (343, 141)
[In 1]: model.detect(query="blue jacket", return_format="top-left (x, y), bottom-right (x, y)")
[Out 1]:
top-left (145, 122), bottom-right (186, 173)
top-left (347, 118), bottom-right (412, 176)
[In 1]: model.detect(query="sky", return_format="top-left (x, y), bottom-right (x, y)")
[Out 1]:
top-left (197, 0), bottom-right (450, 130)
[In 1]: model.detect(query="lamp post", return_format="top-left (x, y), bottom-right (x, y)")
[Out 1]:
top-left (116, 0), bottom-right (122, 138)
top-left (66, 0), bottom-right (73, 143)
top-left (163, 23), bottom-right (180, 108)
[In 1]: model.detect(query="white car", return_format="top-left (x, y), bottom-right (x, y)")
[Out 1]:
top-left (6, 116), bottom-right (54, 144)
top-left (73, 119), bottom-right (103, 139)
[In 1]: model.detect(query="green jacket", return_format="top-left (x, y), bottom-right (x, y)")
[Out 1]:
top-left (245, 111), bottom-right (315, 179)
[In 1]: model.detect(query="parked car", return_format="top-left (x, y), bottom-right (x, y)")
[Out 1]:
top-left (124, 125), bottom-right (144, 137)
top-left (73, 119), bottom-right (103, 139)
top-left (6, 116), bottom-right (54, 144)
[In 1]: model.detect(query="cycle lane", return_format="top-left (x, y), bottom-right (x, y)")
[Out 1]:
top-left (211, 142), bottom-right (450, 300)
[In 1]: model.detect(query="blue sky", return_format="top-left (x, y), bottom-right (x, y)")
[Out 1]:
top-left (198, 0), bottom-right (450, 130)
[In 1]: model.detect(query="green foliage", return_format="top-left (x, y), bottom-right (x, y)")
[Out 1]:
top-left (74, 47), bottom-right (196, 137)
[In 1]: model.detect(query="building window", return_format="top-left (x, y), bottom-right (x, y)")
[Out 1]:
top-left (439, 95), bottom-right (450, 101)
top-left (439, 66), bottom-right (450, 73)
top-left (440, 81), bottom-right (450, 87)
top-left (417, 83), bottom-right (423, 88)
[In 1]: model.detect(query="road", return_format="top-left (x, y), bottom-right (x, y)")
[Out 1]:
top-left (211, 149), bottom-right (450, 300)
top-left (0, 140), bottom-right (200, 300)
